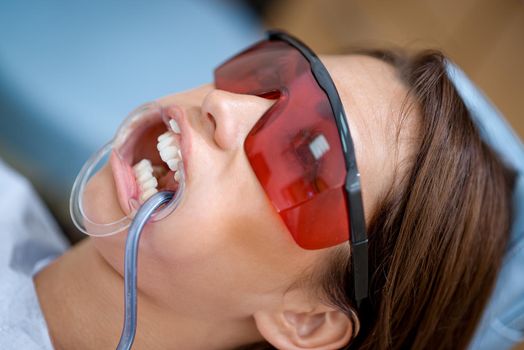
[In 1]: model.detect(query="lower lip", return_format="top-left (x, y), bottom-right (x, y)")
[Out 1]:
top-left (109, 150), bottom-right (138, 216)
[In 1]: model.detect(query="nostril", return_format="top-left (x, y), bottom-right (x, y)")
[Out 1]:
top-left (257, 90), bottom-right (281, 100)
top-left (207, 113), bottom-right (217, 130)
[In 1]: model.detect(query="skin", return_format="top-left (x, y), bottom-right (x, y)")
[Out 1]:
top-left (34, 55), bottom-right (417, 350)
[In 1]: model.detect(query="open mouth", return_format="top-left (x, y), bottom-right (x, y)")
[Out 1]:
top-left (110, 104), bottom-right (185, 215)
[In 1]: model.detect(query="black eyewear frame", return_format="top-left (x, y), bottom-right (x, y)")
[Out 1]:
top-left (268, 30), bottom-right (369, 310)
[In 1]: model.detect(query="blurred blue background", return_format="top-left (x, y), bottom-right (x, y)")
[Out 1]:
top-left (0, 0), bottom-right (264, 237)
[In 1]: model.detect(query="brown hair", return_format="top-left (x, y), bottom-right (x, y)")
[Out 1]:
top-left (240, 49), bottom-right (516, 349)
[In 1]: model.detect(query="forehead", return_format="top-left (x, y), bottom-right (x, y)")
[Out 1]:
top-left (321, 54), bottom-right (408, 133)
top-left (320, 54), bottom-right (418, 220)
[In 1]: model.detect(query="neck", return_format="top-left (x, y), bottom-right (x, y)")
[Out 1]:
top-left (34, 239), bottom-right (261, 350)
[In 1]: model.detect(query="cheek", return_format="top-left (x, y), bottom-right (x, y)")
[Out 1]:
top-left (148, 181), bottom-right (274, 261)
top-left (157, 155), bottom-right (294, 257)
top-left (145, 167), bottom-right (305, 289)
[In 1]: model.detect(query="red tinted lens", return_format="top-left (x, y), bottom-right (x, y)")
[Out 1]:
top-left (215, 40), bottom-right (349, 249)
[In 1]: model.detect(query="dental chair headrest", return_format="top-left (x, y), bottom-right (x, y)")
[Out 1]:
top-left (446, 62), bottom-right (524, 349)
top-left (445, 61), bottom-right (524, 173)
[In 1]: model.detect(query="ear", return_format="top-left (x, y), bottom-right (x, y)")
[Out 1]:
top-left (253, 290), bottom-right (354, 350)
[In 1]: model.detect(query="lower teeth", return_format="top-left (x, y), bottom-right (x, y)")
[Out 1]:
top-left (133, 159), bottom-right (183, 204)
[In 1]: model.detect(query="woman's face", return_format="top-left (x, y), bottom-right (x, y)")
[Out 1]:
top-left (85, 54), bottom-right (415, 320)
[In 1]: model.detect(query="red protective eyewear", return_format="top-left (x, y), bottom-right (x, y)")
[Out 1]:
top-left (215, 31), bottom-right (369, 307)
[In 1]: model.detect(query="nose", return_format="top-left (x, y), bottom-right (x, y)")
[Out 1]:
top-left (201, 89), bottom-right (276, 150)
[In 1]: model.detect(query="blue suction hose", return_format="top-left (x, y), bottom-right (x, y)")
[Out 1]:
top-left (116, 191), bottom-right (175, 350)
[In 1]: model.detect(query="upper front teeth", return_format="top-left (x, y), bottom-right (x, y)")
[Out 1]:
top-left (157, 131), bottom-right (183, 173)
top-left (169, 119), bottom-right (181, 134)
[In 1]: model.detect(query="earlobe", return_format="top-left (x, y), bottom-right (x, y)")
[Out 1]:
top-left (253, 306), bottom-right (354, 350)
